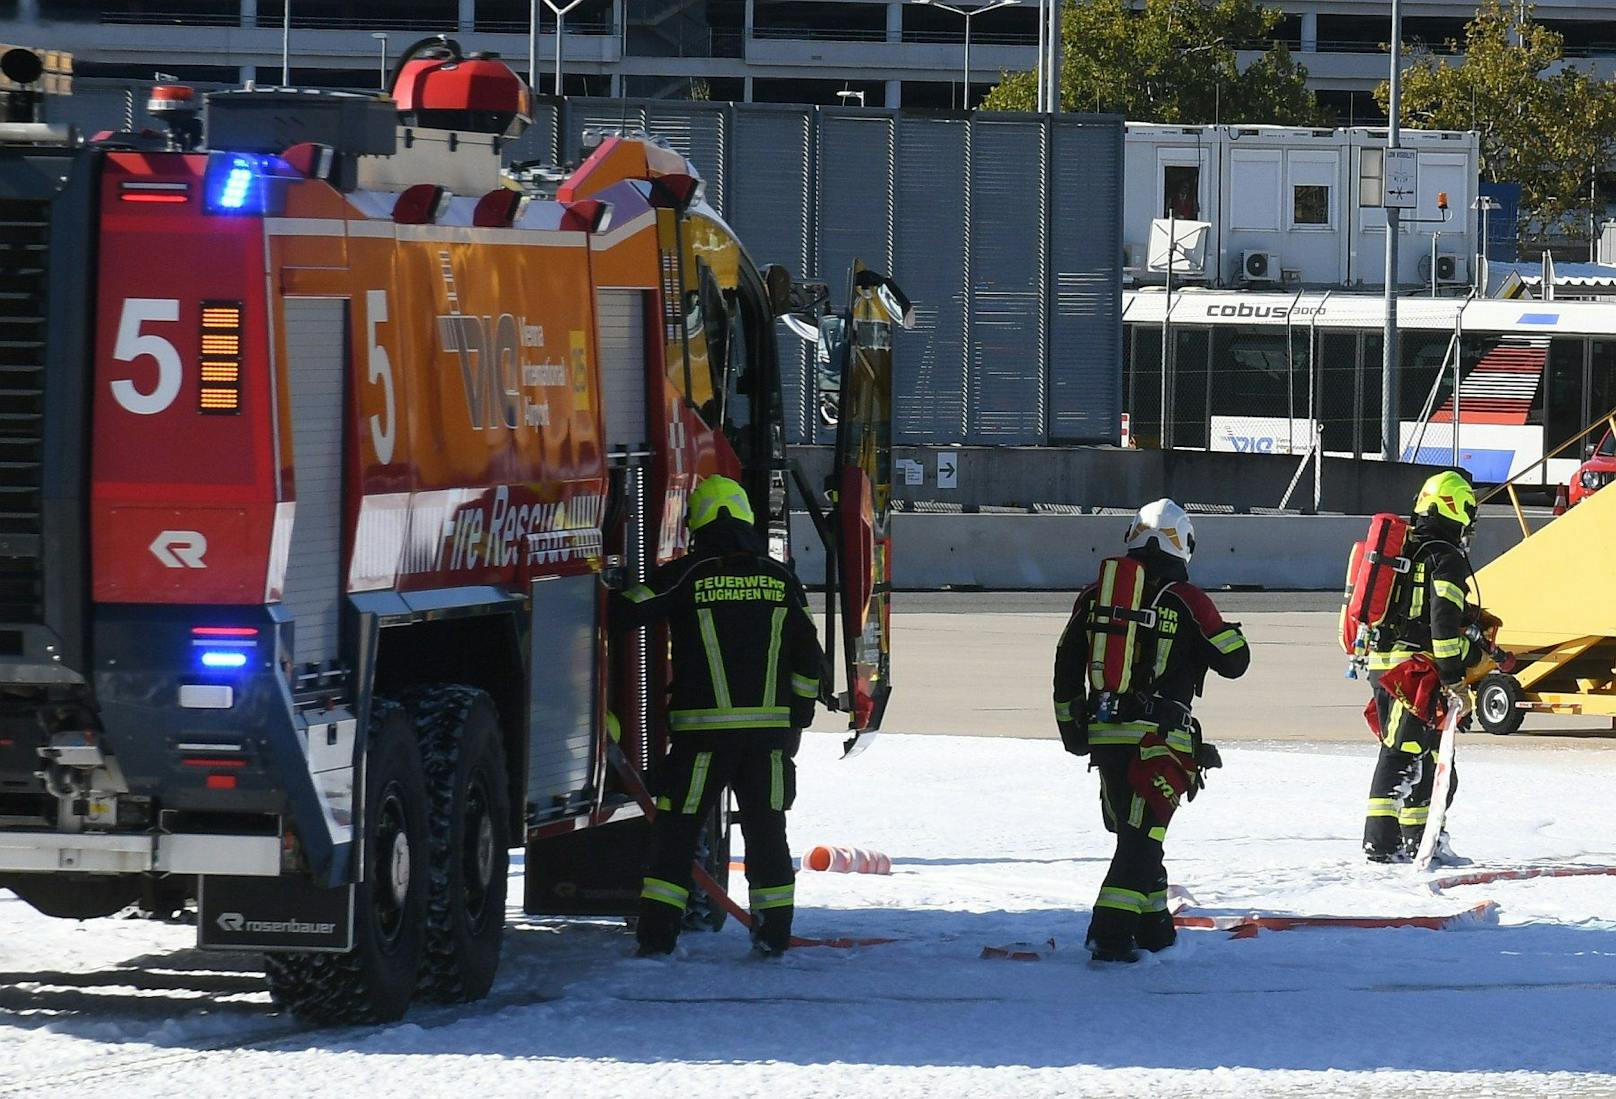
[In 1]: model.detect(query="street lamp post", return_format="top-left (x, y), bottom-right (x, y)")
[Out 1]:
top-left (914, 0), bottom-right (1016, 110)
top-left (1473, 195), bottom-right (1500, 296)
top-left (1381, 0), bottom-right (1402, 461)
top-left (371, 32), bottom-right (388, 91)
top-left (543, 0), bottom-right (588, 96)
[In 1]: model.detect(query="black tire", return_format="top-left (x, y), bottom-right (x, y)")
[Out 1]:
top-left (1476, 672), bottom-right (1526, 736)
top-left (266, 699), bottom-right (429, 1025)
top-left (406, 685), bottom-right (510, 1004)
top-left (682, 800), bottom-right (731, 933)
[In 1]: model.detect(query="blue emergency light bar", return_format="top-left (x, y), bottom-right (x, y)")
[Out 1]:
top-left (203, 152), bottom-right (296, 216)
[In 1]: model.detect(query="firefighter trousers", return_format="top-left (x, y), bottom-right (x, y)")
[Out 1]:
top-left (638, 731), bottom-right (798, 953)
top-left (1085, 744), bottom-right (1176, 954)
top-left (1363, 686), bottom-right (1458, 857)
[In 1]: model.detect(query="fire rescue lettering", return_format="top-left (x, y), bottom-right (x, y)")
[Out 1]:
top-left (394, 487), bottom-right (606, 576)
top-left (693, 575), bottom-right (787, 604)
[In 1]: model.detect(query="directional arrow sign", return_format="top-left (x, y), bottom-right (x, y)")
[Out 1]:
top-left (936, 453), bottom-right (958, 490)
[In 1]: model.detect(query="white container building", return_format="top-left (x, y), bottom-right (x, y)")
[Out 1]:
top-left (1124, 123), bottom-right (1480, 291)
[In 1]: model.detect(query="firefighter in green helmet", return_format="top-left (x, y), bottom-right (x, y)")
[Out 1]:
top-left (612, 475), bottom-right (824, 957)
top-left (1362, 469), bottom-right (1494, 863)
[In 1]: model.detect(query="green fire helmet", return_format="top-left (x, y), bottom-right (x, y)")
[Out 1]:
top-left (687, 474), bottom-right (754, 532)
top-left (1413, 470), bottom-right (1478, 529)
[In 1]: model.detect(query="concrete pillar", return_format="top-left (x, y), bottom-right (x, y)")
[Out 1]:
top-left (459, 0), bottom-right (475, 33)
top-left (744, 0), bottom-right (755, 39)
top-left (887, 0), bottom-right (902, 42)
top-left (744, 75), bottom-right (754, 102)
top-left (885, 78), bottom-right (901, 107)
top-left (239, 0), bottom-right (256, 27)
top-left (240, 63), bottom-right (258, 84)
top-left (1300, 10), bottom-right (1318, 53)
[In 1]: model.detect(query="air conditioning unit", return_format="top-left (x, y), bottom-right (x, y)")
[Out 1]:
top-left (1240, 249), bottom-right (1278, 283)
top-left (1436, 253), bottom-right (1468, 285)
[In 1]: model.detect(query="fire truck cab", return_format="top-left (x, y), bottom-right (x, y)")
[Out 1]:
top-left (0, 39), bottom-right (897, 1023)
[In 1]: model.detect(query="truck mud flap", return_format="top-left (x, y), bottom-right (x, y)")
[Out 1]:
top-left (198, 874), bottom-right (354, 952)
top-left (523, 817), bottom-right (646, 916)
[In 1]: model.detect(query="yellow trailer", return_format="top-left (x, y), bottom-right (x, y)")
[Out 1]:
top-left (1472, 412), bottom-right (1616, 734)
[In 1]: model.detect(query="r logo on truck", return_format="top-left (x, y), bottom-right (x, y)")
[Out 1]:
top-left (149, 529), bottom-right (208, 568)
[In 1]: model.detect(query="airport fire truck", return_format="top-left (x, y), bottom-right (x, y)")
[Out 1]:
top-left (0, 39), bottom-right (897, 1022)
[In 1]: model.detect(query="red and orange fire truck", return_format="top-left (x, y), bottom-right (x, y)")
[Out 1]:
top-left (0, 39), bottom-right (897, 1022)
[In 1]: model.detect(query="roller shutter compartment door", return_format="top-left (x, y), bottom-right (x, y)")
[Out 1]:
top-left (281, 298), bottom-right (347, 666)
top-left (595, 289), bottom-right (649, 453)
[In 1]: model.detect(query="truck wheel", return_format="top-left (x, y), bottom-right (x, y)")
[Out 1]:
top-left (682, 800), bottom-right (731, 932)
top-left (408, 686), bottom-right (509, 1004)
top-left (265, 699), bottom-right (429, 1025)
top-left (1476, 672), bottom-right (1525, 736)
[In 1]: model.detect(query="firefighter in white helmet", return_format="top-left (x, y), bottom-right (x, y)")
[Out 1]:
top-left (1052, 499), bottom-right (1250, 962)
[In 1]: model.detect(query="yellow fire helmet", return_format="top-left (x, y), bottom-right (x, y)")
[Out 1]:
top-left (1413, 470), bottom-right (1478, 529)
top-left (687, 474), bottom-right (755, 532)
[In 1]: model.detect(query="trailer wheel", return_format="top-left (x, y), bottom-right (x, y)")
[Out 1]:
top-left (408, 685), bottom-right (510, 1004)
top-left (1477, 672), bottom-right (1525, 736)
top-left (682, 799), bottom-right (731, 932)
top-left (266, 699), bottom-right (428, 1024)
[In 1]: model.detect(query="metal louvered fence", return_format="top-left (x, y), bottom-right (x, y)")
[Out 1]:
top-left (54, 83), bottom-right (1124, 446)
top-left (518, 98), bottom-right (1123, 447)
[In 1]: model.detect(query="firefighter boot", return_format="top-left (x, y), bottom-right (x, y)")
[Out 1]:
top-left (1135, 909), bottom-right (1177, 953)
top-left (635, 902), bottom-right (681, 957)
top-left (749, 906), bottom-right (793, 957)
top-left (1084, 906), bottom-right (1140, 964)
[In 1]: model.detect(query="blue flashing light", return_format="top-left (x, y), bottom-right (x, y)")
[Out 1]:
top-left (218, 160), bottom-right (254, 210)
top-left (200, 650), bottom-right (249, 669)
top-left (204, 152), bottom-right (292, 216)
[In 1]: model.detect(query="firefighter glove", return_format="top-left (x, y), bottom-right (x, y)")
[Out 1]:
top-left (1196, 742), bottom-right (1223, 770)
top-left (1058, 718), bottom-right (1089, 757)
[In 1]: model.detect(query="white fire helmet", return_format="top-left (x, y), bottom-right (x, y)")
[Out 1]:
top-left (1124, 498), bottom-right (1195, 562)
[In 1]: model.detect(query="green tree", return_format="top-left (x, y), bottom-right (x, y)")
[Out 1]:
top-left (1382, 0), bottom-right (1616, 234)
top-left (982, 0), bottom-right (1325, 125)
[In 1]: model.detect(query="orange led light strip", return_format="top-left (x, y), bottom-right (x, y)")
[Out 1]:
top-left (198, 300), bottom-right (243, 415)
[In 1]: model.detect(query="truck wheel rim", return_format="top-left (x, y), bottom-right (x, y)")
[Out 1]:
top-left (461, 772), bottom-right (493, 924)
top-left (1482, 687), bottom-right (1508, 725)
top-left (375, 785), bottom-right (411, 942)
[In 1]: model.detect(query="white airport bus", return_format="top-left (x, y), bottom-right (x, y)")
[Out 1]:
top-left (1122, 288), bottom-right (1616, 489)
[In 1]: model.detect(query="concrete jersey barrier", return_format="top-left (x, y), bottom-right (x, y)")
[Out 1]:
top-left (789, 512), bottom-right (1547, 591)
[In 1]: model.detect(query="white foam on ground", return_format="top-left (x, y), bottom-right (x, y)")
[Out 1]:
top-left (3, 731), bottom-right (1615, 1097)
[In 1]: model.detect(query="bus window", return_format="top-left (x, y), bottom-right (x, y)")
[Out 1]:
top-left (1544, 338), bottom-right (1585, 445)
top-left (1171, 327), bottom-right (1210, 449)
top-left (1317, 332), bottom-right (1356, 454)
top-left (1128, 326), bottom-right (1163, 447)
top-left (1362, 334), bottom-right (1384, 456)
top-left (1591, 339), bottom-right (1616, 427)
top-left (1398, 331), bottom-right (1452, 430)
top-left (1211, 328), bottom-right (1306, 422)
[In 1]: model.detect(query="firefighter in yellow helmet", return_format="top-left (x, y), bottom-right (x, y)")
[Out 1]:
top-left (612, 475), bottom-right (824, 957)
top-left (1363, 470), bottom-right (1491, 863)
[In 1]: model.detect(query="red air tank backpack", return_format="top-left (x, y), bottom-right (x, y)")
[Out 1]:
top-left (1085, 556), bottom-right (1158, 709)
top-left (1339, 512), bottom-right (1411, 677)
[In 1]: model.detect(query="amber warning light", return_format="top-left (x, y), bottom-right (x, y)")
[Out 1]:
top-left (198, 302), bottom-right (243, 415)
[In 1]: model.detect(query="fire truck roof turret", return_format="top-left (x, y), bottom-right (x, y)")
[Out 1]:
top-left (389, 36), bottom-right (529, 137)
